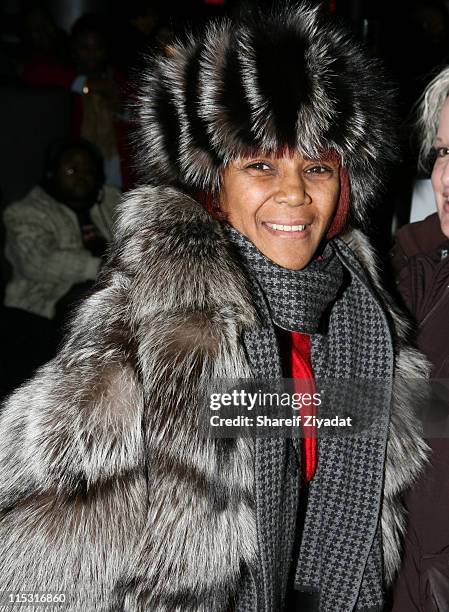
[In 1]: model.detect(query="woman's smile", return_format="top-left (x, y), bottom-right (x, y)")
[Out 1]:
top-left (262, 221), bottom-right (312, 238)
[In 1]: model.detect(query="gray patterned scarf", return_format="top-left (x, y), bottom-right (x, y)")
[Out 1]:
top-left (225, 227), bottom-right (393, 612)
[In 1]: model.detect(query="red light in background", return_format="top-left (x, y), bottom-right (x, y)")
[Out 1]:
top-left (328, 0), bottom-right (337, 13)
top-left (204, 0), bottom-right (225, 4)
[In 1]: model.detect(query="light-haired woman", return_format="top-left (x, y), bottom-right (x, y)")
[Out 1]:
top-left (391, 66), bottom-right (449, 611)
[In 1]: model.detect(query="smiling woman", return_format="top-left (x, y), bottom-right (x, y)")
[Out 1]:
top-left (0, 3), bottom-right (430, 612)
top-left (391, 66), bottom-right (449, 611)
top-left (219, 152), bottom-right (341, 270)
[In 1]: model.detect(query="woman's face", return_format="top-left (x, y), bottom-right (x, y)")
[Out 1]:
top-left (432, 96), bottom-right (449, 239)
top-left (220, 151), bottom-right (340, 270)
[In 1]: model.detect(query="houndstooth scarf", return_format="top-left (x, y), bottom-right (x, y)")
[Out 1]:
top-left (226, 227), bottom-right (393, 612)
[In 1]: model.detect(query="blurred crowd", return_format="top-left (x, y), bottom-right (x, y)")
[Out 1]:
top-left (0, 2), bottom-right (181, 191)
top-left (0, 1), bottom-right (186, 396)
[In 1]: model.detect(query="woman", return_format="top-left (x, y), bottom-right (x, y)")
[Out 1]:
top-left (391, 67), bottom-right (449, 611)
top-left (2, 137), bottom-right (119, 393)
top-left (0, 5), bottom-right (428, 611)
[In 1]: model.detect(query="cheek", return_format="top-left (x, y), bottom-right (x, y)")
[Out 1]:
top-left (431, 166), bottom-right (444, 218)
top-left (431, 164), bottom-right (437, 186)
top-left (319, 183), bottom-right (340, 219)
top-left (316, 180), bottom-right (342, 239)
top-left (229, 198), bottom-right (258, 229)
top-left (221, 181), bottom-right (263, 225)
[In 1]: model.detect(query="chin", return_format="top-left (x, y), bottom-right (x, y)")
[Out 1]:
top-left (253, 237), bottom-right (316, 270)
top-left (285, 261), bottom-right (310, 271)
top-left (263, 240), bottom-right (320, 270)
top-left (274, 248), bottom-right (316, 271)
top-left (268, 255), bottom-right (312, 271)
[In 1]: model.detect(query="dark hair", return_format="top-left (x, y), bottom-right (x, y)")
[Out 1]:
top-left (42, 137), bottom-right (105, 194)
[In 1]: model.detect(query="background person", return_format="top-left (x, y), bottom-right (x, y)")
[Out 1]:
top-left (391, 66), bottom-right (449, 611)
top-left (0, 5), bottom-right (429, 610)
top-left (1, 137), bottom-right (119, 394)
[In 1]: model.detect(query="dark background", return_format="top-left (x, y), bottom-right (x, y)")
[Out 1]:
top-left (2, 0), bottom-right (448, 234)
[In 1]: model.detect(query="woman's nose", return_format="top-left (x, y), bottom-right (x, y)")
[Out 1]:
top-left (274, 174), bottom-right (311, 206)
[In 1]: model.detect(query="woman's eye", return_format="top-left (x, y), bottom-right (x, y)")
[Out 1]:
top-left (246, 161), bottom-right (272, 172)
top-left (305, 165), bottom-right (332, 175)
top-left (435, 146), bottom-right (449, 158)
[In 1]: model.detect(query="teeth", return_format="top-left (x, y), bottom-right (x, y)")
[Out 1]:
top-left (267, 223), bottom-right (307, 231)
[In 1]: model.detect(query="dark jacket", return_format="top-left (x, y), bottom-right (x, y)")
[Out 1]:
top-left (392, 212), bottom-right (449, 378)
top-left (391, 212), bottom-right (449, 612)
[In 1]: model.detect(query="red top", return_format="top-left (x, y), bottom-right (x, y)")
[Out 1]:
top-left (278, 329), bottom-right (318, 482)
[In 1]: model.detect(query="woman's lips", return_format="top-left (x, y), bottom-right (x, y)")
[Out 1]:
top-left (263, 221), bottom-right (311, 238)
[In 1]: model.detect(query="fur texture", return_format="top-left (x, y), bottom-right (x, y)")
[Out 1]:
top-left (0, 187), bottom-right (428, 610)
top-left (136, 3), bottom-right (396, 224)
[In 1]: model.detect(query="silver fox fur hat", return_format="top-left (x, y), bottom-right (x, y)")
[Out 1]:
top-left (136, 2), bottom-right (395, 224)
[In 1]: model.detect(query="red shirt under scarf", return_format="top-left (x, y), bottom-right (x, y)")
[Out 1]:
top-left (277, 329), bottom-right (318, 482)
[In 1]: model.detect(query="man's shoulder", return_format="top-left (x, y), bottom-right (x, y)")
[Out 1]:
top-left (3, 186), bottom-right (60, 223)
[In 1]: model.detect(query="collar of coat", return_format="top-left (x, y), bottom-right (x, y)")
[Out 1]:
top-left (1, 185), bottom-right (430, 610)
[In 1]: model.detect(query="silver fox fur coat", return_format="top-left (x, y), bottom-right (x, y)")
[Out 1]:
top-left (0, 186), bottom-right (429, 611)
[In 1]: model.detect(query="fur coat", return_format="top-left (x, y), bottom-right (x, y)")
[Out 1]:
top-left (0, 186), bottom-right (429, 611)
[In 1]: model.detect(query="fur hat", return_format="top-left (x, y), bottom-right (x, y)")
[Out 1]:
top-left (136, 2), bottom-right (396, 223)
